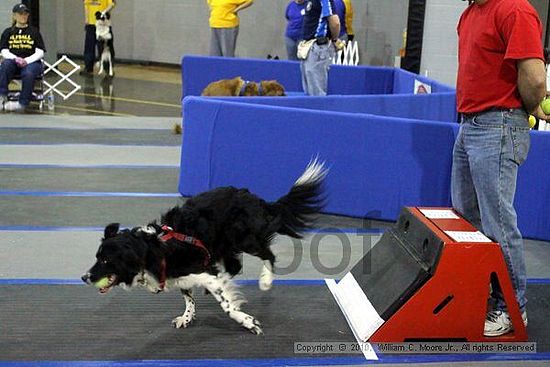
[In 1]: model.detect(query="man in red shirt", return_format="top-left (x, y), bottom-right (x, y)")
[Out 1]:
top-left (453, 0), bottom-right (549, 337)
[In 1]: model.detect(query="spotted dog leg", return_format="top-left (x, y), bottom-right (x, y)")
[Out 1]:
top-left (205, 275), bottom-right (263, 335)
top-left (172, 289), bottom-right (196, 329)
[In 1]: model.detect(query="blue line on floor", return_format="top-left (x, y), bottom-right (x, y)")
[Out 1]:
top-left (0, 225), bottom-right (105, 231)
top-left (304, 227), bottom-right (384, 234)
top-left (525, 278), bottom-right (550, 285)
top-left (0, 190), bottom-right (181, 198)
top-left (0, 164), bottom-right (179, 169)
top-left (0, 279), bottom-right (84, 285)
top-left (0, 353), bottom-right (548, 367)
top-left (0, 278), bottom-right (547, 286)
top-left (0, 279), bottom-right (327, 286)
top-left (0, 142), bottom-right (179, 147)
top-left (0, 127), bottom-right (172, 132)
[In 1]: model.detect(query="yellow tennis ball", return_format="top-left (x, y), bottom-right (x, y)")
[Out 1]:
top-left (94, 277), bottom-right (110, 289)
top-left (528, 115), bottom-right (536, 128)
top-left (541, 98), bottom-right (550, 115)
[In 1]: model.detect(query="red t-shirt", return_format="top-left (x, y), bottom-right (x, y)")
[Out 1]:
top-left (456, 0), bottom-right (544, 114)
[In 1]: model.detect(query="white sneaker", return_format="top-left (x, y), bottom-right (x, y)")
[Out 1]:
top-left (484, 310), bottom-right (528, 337)
top-left (4, 101), bottom-right (24, 112)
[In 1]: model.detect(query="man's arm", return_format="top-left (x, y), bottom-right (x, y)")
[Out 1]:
top-left (83, 0), bottom-right (88, 24)
top-left (517, 58), bottom-right (549, 120)
top-left (235, 0), bottom-right (253, 13)
top-left (327, 14), bottom-right (340, 41)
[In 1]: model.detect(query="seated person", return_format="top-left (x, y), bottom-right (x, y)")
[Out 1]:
top-left (0, 3), bottom-right (46, 112)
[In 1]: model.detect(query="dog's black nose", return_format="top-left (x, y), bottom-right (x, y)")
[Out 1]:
top-left (81, 273), bottom-right (90, 283)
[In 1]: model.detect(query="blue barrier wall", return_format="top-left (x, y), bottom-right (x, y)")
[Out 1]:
top-left (182, 56), bottom-right (304, 97)
top-left (392, 68), bottom-right (455, 94)
top-left (182, 55), bottom-right (455, 98)
top-left (515, 131), bottom-right (550, 241)
top-left (180, 97), bottom-right (550, 241)
top-left (180, 97), bottom-right (457, 221)
top-left (179, 56), bottom-right (549, 241)
top-left (327, 66), bottom-right (394, 95)
top-left (211, 93), bottom-right (458, 123)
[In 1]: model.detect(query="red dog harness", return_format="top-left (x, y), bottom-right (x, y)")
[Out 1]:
top-left (156, 225), bottom-right (212, 291)
top-left (160, 225), bottom-right (211, 266)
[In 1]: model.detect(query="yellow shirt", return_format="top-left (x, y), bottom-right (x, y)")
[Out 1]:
top-left (84, 0), bottom-right (115, 25)
top-left (207, 0), bottom-right (252, 28)
top-left (343, 0), bottom-right (354, 36)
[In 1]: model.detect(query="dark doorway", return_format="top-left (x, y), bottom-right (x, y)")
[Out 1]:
top-left (401, 0), bottom-right (426, 74)
top-left (22, 0), bottom-right (39, 29)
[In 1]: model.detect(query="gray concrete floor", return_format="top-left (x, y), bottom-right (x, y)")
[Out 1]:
top-left (0, 66), bottom-right (548, 367)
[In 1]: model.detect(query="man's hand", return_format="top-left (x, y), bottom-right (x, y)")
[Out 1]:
top-left (531, 104), bottom-right (550, 122)
top-left (334, 39), bottom-right (346, 51)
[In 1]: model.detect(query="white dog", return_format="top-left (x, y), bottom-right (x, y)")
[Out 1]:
top-left (95, 11), bottom-right (113, 77)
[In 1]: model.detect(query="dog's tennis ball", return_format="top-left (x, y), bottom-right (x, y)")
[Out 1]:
top-left (541, 98), bottom-right (550, 115)
top-left (94, 277), bottom-right (110, 289)
top-left (528, 115), bottom-right (536, 128)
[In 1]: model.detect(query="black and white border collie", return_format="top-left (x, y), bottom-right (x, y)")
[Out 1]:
top-left (95, 11), bottom-right (113, 76)
top-left (82, 160), bottom-right (327, 334)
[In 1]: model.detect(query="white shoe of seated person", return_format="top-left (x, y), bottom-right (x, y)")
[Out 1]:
top-left (4, 101), bottom-right (24, 112)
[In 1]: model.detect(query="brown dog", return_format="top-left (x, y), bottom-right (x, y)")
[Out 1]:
top-left (201, 77), bottom-right (285, 96)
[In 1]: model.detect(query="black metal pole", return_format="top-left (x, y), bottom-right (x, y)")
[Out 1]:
top-left (545, 1), bottom-right (550, 48)
top-left (401, 0), bottom-right (427, 74)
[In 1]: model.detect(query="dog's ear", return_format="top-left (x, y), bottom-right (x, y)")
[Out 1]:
top-left (104, 223), bottom-right (120, 239)
top-left (105, 12), bottom-right (110, 20)
top-left (95, 11), bottom-right (101, 19)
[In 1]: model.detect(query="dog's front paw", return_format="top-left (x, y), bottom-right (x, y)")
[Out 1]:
top-left (172, 313), bottom-right (195, 329)
top-left (243, 316), bottom-right (263, 335)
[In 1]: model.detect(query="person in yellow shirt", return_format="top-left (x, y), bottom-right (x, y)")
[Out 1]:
top-left (82, 0), bottom-right (116, 75)
top-left (343, 0), bottom-right (354, 41)
top-left (207, 0), bottom-right (253, 57)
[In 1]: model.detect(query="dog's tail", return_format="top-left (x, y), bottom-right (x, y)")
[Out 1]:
top-left (270, 158), bottom-right (328, 238)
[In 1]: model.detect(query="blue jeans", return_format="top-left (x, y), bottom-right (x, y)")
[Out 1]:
top-left (451, 108), bottom-right (530, 312)
top-left (0, 59), bottom-right (43, 106)
top-left (285, 36), bottom-right (299, 61)
top-left (300, 42), bottom-right (334, 96)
